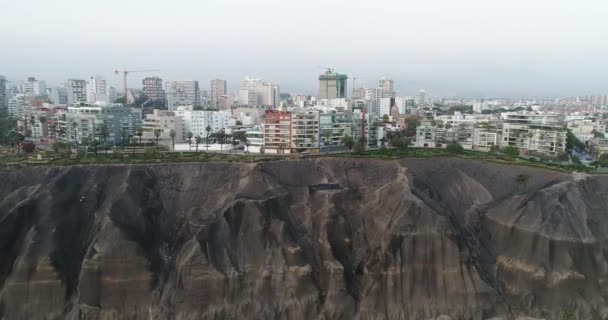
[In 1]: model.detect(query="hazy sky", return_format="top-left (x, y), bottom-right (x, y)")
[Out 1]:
top-left (2, 0), bottom-right (608, 98)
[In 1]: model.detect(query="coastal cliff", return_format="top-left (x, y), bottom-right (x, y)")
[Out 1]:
top-left (1, 158), bottom-right (607, 319)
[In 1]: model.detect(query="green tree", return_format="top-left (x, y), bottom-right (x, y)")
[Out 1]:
top-left (99, 124), bottom-right (109, 156)
top-left (169, 129), bottom-right (176, 151)
top-left (390, 136), bottom-right (410, 149)
top-left (501, 146), bottom-right (520, 157)
top-left (566, 130), bottom-right (586, 152)
top-left (49, 123), bottom-right (58, 141)
top-left (136, 127), bottom-right (144, 150)
top-left (187, 132), bottom-right (193, 151)
top-left (323, 131), bottom-right (332, 147)
top-left (195, 135), bottom-right (202, 152)
top-left (341, 134), bottom-right (355, 155)
top-left (90, 139), bottom-right (101, 156)
top-left (446, 142), bottom-right (465, 154)
top-left (216, 129), bottom-right (226, 151)
top-left (354, 137), bottom-right (366, 155)
top-left (382, 114), bottom-right (390, 123)
top-left (121, 130), bottom-right (130, 150)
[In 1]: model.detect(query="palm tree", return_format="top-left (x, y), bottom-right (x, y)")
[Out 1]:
top-left (131, 137), bottom-right (138, 156)
top-left (136, 127), bottom-right (144, 151)
top-left (217, 129), bottom-right (226, 151)
top-left (195, 135), bottom-right (202, 152)
top-left (121, 130), bottom-right (129, 150)
top-left (49, 123), bottom-right (58, 141)
top-left (153, 129), bottom-right (162, 153)
top-left (187, 132), bottom-right (193, 151)
top-left (169, 129), bottom-right (176, 151)
top-left (205, 125), bottom-right (211, 152)
top-left (71, 122), bottom-right (78, 144)
top-left (99, 124), bottom-right (109, 156)
top-left (81, 135), bottom-right (91, 158)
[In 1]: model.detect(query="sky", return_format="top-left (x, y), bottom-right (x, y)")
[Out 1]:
top-left (1, 0), bottom-right (608, 98)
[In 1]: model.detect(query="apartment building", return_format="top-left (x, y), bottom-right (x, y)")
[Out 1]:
top-left (65, 103), bottom-right (142, 144)
top-left (319, 112), bottom-right (352, 151)
top-left (501, 113), bottom-right (567, 156)
top-left (141, 110), bottom-right (184, 143)
top-left (263, 110), bottom-right (292, 154)
top-left (291, 111), bottom-right (320, 153)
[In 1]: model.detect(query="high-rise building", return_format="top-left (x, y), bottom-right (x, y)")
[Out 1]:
top-left (417, 89), bottom-right (427, 106)
top-left (66, 79), bottom-right (87, 105)
top-left (51, 85), bottom-right (68, 105)
top-left (210, 79), bottom-right (227, 108)
top-left (318, 70), bottom-right (348, 99)
top-left (21, 77), bottom-right (47, 97)
top-left (238, 77), bottom-right (280, 108)
top-left (142, 77), bottom-right (165, 102)
top-left (165, 80), bottom-right (199, 111)
top-left (379, 77), bottom-right (394, 98)
top-left (86, 75), bottom-right (109, 103)
top-left (108, 86), bottom-right (117, 103)
top-left (0, 76), bottom-right (7, 113)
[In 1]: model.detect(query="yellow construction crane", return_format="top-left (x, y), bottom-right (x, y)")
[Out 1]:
top-left (113, 69), bottom-right (159, 101)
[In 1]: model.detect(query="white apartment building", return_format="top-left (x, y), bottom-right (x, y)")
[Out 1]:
top-left (238, 77), bottom-right (280, 108)
top-left (166, 80), bottom-right (199, 110)
top-left (86, 75), bottom-right (109, 103)
top-left (8, 94), bottom-right (27, 117)
top-left (21, 77), bottom-right (46, 96)
top-left (245, 129), bottom-right (263, 153)
top-left (209, 79), bottom-right (227, 108)
top-left (567, 118), bottom-right (606, 142)
top-left (174, 106), bottom-right (236, 139)
top-left (141, 110), bottom-right (184, 143)
top-left (51, 85), bottom-right (68, 105)
top-left (66, 79), bottom-right (87, 105)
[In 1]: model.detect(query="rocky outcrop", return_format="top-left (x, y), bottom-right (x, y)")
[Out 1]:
top-left (0, 158), bottom-right (607, 319)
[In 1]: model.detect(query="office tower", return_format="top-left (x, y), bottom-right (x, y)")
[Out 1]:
top-left (86, 75), bottom-right (109, 103)
top-left (66, 79), bottom-right (87, 105)
top-left (379, 77), bottom-right (394, 98)
top-left (21, 77), bottom-right (47, 96)
top-left (165, 80), bottom-right (199, 111)
top-left (51, 85), bottom-right (68, 105)
top-left (0, 76), bottom-right (7, 113)
top-left (318, 70), bottom-right (348, 99)
top-left (142, 77), bottom-right (165, 102)
top-left (210, 79), bottom-right (227, 108)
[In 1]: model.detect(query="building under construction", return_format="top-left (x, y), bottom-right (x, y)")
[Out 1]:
top-left (318, 69), bottom-right (348, 99)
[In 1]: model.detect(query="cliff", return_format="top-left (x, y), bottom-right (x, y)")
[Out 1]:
top-left (1, 158), bottom-right (607, 320)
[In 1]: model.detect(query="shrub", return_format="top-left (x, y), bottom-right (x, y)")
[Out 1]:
top-left (446, 143), bottom-right (464, 154)
top-left (501, 146), bottom-right (520, 157)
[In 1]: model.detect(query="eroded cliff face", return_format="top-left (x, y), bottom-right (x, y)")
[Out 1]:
top-left (0, 159), bottom-right (607, 320)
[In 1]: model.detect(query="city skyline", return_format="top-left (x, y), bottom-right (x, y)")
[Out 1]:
top-left (2, 0), bottom-right (608, 97)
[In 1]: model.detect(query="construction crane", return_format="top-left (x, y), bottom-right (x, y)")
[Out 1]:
top-left (113, 69), bottom-right (159, 101)
top-left (317, 66), bottom-right (334, 74)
